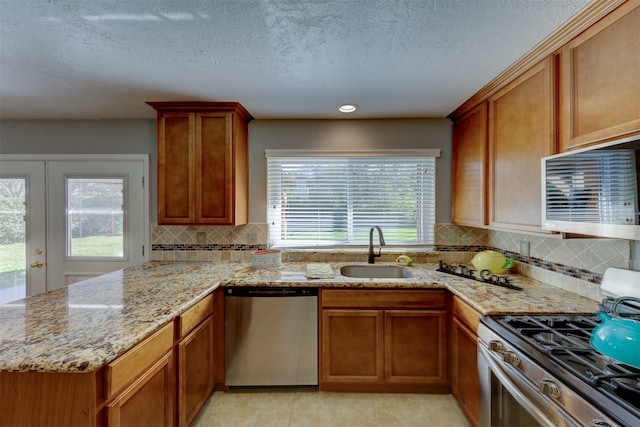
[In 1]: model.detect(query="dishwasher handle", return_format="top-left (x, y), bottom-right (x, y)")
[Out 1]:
top-left (224, 287), bottom-right (318, 297)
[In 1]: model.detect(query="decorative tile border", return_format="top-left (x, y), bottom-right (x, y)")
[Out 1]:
top-left (434, 245), bottom-right (603, 284)
top-left (152, 243), bottom-right (266, 251)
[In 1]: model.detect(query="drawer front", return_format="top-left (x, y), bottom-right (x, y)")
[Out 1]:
top-left (179, 294), bottom-right (213, 338)
top-left (452, 296), bottom-right (480, 332)
top-left (321, 289), bottom-right (446, 309)
top-left (105, 321), bottom-right (174, 399)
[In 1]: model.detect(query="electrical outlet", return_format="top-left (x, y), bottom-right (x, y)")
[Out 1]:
top-left (519, 240), bottom-right (530, 257)
top-left (196, 232), bottom-right (206, 245)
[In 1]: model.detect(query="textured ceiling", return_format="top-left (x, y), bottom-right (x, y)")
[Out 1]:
top-left (0, 0), bottom-right (590, 120)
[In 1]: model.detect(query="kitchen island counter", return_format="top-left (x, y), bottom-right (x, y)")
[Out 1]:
top-left (0, 261), bottom-right (599, 374)
top-left (0, 262), bottom-right (237, 373)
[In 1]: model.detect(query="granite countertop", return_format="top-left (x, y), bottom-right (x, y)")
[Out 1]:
top-left (0, 261), bottom-right (600, 374)
top-left (0, 262), bottom-right (237, 373)
top-left (226, 262), bottom-right (600, 315)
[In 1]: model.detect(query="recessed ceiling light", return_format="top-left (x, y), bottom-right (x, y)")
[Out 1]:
top-left (338, 104), bottom-right (358, 113)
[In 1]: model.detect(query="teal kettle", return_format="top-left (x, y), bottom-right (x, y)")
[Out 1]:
top-left (590, 297), bottom-right (640, 369)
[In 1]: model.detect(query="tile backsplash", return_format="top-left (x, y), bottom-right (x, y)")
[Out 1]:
top-left (151, 223), bottom-right (267, 262)
top-left (434, 224), bottom-right (632, 300)
top-left (151, 222), bottom-right (633, 300)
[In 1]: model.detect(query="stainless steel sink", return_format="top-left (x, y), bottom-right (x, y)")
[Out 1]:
top-left (340, 265), bottom-right (413, 279)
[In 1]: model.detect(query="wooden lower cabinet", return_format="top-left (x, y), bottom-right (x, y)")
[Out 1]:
top-left (105, 322), bottom-right (176, 427)
top-left (106, 352), bottom-right (175, 427)
top-left (178, 316), bottom-right (214, 427)
top-left (385, 310), bottom-right (447, 384)
top-left (176, 293), bottom-right (216, 427)
top-left (450, 297), bottom-right (481, 427)
top-left (0, 370), bottom-right (101, 427)
top-left (322, 309), bottom-right (384, 383)
top-left (320, 289), bottom-right (448, 393)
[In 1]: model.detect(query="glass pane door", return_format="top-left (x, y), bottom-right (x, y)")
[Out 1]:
top-left (0, 161), bottom-right (46, 304)
top-left (47, 161), bottom-right (145, 290)
top-left (0, 178), bottom-right (27, 303)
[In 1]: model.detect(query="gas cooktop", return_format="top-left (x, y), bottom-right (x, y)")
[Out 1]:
top-left (491, 313), bottom-right (640, 420)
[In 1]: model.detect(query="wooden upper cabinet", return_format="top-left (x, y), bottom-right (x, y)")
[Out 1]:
top-left (560, 1), bottom-right (640, 151)
top-left (148, 102), bottom-right (253, 225)
top-left (488, 56), bottom-right (556, 232)
top-left (451, 102), bottom-right (487, 227)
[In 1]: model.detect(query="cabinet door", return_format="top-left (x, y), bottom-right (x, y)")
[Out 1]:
top-left (451, 317), bottom-right (480, 427)
top-left (452, 102), bottom-right (487, 226)
top-left (196, 113), bottom-right (236, 224)
top-left (157, 112), bottom-right (196, 224)
top-left (106, 352), bottom-right (175, 427)
top-left (384, 310), bottom-right (447, 384)
top-left (321, 309), bottom-right (384, 383)
top-left (560, 2), bottom-right (640, 151)
top-left (488, 56), bottom-right (556, 232)
top-left (178, 316), bottom-right (214, 427)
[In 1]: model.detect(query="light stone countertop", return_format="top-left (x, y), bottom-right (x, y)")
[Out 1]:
top-left (0, 261), bottom-right (600, 374)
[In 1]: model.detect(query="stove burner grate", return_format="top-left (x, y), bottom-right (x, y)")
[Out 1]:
top-left (496, 314), bottom-right (640, 417)
top-left (436, 260), bottom-right (522, 291)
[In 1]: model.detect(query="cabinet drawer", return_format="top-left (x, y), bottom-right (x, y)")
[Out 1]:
top-left (453, 297), bottom-right (480, 332)
top-left (321, 290), bottom-right (446, 309)
top-left (105, 322), bottom-right (174, 399)
top-left (178, 294), bottom-right (213, 338)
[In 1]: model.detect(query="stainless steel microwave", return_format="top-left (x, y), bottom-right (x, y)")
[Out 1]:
top-left (542, 138), bottom-right (640, 240)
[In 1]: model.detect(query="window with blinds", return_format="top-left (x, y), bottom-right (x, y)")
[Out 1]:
top-left (545, 149), bottom-right (638, 224)
top-left (266, 150), bottom-right (440, 248)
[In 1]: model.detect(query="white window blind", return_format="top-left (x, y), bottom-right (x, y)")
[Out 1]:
top-left (266, 150), bottom-right (439, 248)
top-left (545, 150), bottom-right (638, 224)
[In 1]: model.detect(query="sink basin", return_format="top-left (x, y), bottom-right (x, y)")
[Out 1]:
top-left (340, 265), bottom-right (413, 279)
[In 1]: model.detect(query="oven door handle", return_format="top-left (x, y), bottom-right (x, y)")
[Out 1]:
top-left (479, 345), bottom-right (581, 427)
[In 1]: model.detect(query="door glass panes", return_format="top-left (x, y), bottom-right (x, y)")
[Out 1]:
top-left (0, 178), bottom-right (26, 303)
top-left (66, 177), bottom-right (125, 258)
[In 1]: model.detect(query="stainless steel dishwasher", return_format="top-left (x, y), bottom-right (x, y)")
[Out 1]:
top-left (224, 287), bottom-right (318, 386)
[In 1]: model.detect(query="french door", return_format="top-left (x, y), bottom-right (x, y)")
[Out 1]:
top-left (0, 156), bottom-right (148, 304)
top-left (0, 162), bottom-right (46, 303)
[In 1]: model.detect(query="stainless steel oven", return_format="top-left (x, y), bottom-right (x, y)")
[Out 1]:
top-left (478, 321), bottom-right (620, 427)
top-left (477, 268), bottom-right (640, 427)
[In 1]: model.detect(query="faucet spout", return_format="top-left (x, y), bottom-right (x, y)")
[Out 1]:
top-left (368, 226), bottom-right (386, 264)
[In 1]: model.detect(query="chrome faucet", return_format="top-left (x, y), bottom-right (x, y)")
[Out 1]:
top-left (368, 226), bottom-right (386, 264)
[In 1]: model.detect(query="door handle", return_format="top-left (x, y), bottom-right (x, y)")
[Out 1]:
top-left (30, 261), bottom-right (44, 268)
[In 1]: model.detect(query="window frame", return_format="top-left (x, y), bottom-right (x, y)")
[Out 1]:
top-left (265, 149), bottom-right (440, 249)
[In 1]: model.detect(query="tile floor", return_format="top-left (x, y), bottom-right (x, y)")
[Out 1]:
top-left (191, 388), bottom-right (474, 427)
